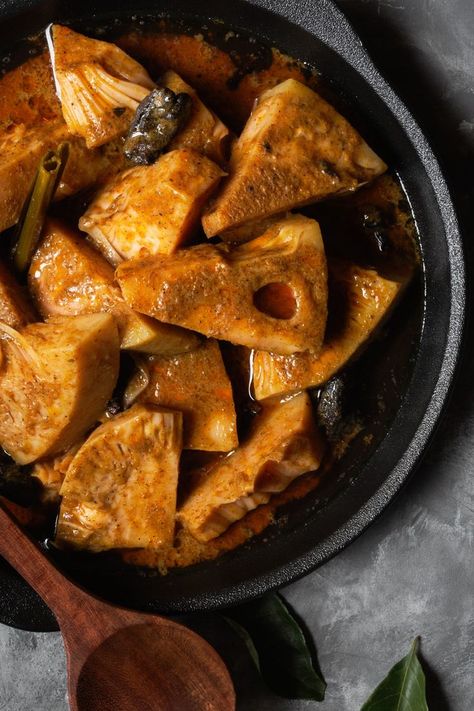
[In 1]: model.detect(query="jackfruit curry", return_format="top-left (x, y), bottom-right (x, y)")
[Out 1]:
top-left (0, 22), bottom-right (418, 572)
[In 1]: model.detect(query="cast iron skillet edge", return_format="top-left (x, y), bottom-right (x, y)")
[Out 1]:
top-left (209, 0), bottom-right (466, 599)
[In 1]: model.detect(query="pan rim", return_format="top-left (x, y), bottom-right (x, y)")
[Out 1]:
top-left (0, 0), bottom-right (465, 626)
top-left (167, 0), bottom-right (466, 611)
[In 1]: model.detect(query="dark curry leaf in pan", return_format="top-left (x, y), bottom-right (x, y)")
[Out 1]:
top-left (124, 87), bottom-right (192, 165)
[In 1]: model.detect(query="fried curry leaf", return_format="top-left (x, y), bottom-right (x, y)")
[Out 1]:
top-left (224, 593), bottom-right (326, 701)
top-left (360, 638), bottom-right (428, 711)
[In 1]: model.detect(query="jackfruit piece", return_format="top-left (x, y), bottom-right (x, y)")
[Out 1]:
top-left (0, 121), bottom-right (125, 233)
top-left (163, 70), bottom-right (231, 164)
top-left (29, 219), bottom-right (199, 355)
top-left (48, 25), bottom-right (155, 148)
top-left (178, 392), bottom-right (324, 542)
top-left (0, 313), bottom-right (119, 464)
top-left (79, 149), bottom-right (225, 264)
top-left (253, 260), bottom-right (408, 400)
top-left (119, 315), bottom-right (199, 356)
top-left (202, 79), bottom-right (387, 237)
top-left (0, 260), bottom-right (36, 329)
top-left (31, 442), bottom-right (83, 503)
top-left (116, 214), bottom-right (328, 355)
top-left (56, 405), bottom-right (182, 552)
top-left (219, 214), bottom-right (285, 245)
top-left (125, 340), bottom-right (238, 451)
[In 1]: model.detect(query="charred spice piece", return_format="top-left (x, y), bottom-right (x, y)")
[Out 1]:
top-left (314, 376), bottom-right (346, 440)
top-left (124, 87), bottom-right (192, 165)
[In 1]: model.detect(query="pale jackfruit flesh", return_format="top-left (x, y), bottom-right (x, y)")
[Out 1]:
top-left (202, 79), bottom-right (387, 238)
top-left (79, 148), bottom-right (225, 264)
top-left (0, 313), bottom-right (119, 464)
top-left (49, 25), bottom-right (155, 148)
top-left (0, 260), bottom-right (36, 329)
top-left (253, 260), bottom-right (409, 400)
top-left (125, 339), bottom-right (238, 452)
top-left (178, 392), bottom-right (324, 542)
top-left (163, 70), bottom-right (231, 164)
top-left (29, 219), bottom-right (199, 355)
top-left (116, 214), bottom-right (328, 355)
top-left (57, 405), bottom-right (182, 552)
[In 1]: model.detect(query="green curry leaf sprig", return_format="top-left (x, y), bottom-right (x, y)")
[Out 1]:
top-left (226, 593), bottom-right (429, 709)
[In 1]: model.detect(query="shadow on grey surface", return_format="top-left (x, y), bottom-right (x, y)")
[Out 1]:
top-left (181, 612), bottom-right (273, 710)
top-left (420, 651), bottom-right (452, 711)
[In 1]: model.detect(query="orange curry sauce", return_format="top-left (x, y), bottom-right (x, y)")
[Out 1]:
top-left (0, 26), bottom-right (417, 571)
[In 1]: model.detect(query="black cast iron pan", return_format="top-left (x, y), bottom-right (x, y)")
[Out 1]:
top-left (0, 0), bottom-right (465, 631)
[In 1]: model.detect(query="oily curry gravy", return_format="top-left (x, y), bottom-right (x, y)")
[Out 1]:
top-left (0, 23), bottom-right (418, 572)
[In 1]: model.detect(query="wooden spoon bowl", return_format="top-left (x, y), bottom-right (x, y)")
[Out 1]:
top-left (0, 504), bottom-right (235, 710)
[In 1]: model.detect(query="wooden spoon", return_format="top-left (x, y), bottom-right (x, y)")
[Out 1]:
top-left (0, 504), bottom-right (236, 710)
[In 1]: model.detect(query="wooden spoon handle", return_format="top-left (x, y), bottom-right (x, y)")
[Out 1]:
top-left (0, 503), bottom-right (151, 640)
top-left (0, 503), bottom-right (90, 616)
top-left (0, 503), bottom-right (236, 710)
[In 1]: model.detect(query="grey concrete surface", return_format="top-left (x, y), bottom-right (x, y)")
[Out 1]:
top-left (0, 0), bottom-right (473, 709)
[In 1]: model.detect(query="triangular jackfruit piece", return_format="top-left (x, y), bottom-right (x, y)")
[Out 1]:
top-left (253, 260), bottom-right (409, 400)
top-left (126, 340), bottom-right (238, 452)
top-left (29, 219), bottom-right (199, 355)
top-left (80, 149), bottom-right (224, 264)
top-left (0, 314), bottom-right (119, 464)
top-left (202, 79), bottom-right (387, 237)
top-left (178, 392), bottom-right (324, 542)
top-left (48, 25), bottom-right (154, 148)
top-left (57, 405), bottom-right (182, 551)
top-left (117, 214), bottom-right (328, 356)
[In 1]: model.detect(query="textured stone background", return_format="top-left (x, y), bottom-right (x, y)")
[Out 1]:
top-left (0, 0), bottom-right (473, 709)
